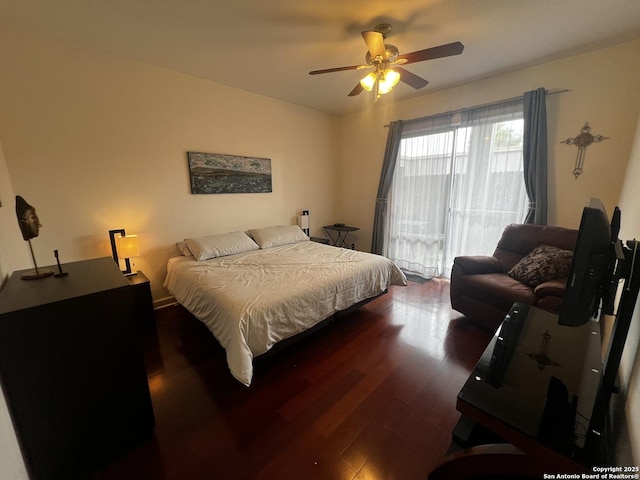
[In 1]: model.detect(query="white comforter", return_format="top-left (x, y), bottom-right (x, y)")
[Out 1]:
top-left (163, 241), bottom-right (406, 385)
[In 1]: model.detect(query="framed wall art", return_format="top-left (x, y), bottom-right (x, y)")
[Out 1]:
top-left (187, 151), bottom-right (272, 194)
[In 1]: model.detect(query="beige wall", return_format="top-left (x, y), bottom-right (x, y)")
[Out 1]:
top-left (0, 141), bottom-right (30, 480)
top-left (614, 112), bottom-right (640, 466)
top-left (336, 39), bottom-right (640, 251)
top-left (0, 145), bottom-right (30, 282)
top-left (0, 27), bottom-right (339, 303)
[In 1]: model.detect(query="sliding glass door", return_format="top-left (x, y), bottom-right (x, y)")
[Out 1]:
top-left (385, 100), bottom-right (528, 278)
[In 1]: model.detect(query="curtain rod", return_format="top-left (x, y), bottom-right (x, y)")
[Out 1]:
top-left (383, 88), bottom-right (570, 127)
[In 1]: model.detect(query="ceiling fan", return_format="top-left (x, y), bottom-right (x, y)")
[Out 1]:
top-left (309, 23), bottom-right (464, 99)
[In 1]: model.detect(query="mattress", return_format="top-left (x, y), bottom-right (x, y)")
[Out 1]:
top-left (163, 240), bottom-right (406, 385)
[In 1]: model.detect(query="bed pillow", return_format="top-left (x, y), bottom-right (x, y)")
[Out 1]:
top-left (507, 244), bottom-right (573, 287)
top-left (176, 241), bottom-right (193, 257)
top-left (184, 231), bottom-right (259, 261)
top-left (250, 225), bottom-right (309, 249)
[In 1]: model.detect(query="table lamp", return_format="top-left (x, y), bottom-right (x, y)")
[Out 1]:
top-left (109, 229), bottom-right (140, 275)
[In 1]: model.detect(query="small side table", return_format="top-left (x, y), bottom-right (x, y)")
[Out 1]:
top-left (323, 225), bottom-right (359, 248)
top-left (127, 270), bottom-right (155, 329)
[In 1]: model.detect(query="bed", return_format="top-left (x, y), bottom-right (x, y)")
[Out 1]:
top-left (163, 225), bottom-right (406, 385)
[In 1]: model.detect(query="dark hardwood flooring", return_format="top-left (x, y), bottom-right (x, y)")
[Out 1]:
top-left (93, 279), bottom-right (492, 480)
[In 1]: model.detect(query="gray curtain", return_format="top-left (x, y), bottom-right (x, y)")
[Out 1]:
top-left (523, 87), bottom-right (548, 224)
top-left (371, 120), bottom-right (403, 254)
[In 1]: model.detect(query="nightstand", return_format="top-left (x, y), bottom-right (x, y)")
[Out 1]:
top-left (128, 270), bottom-right (155, 329)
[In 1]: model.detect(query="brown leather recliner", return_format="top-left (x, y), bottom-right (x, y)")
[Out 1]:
top-left (450, 223), bottom-right (578, 332)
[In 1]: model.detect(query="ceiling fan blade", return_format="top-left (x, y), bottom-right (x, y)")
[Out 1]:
top-left (361, 30), bottom-right (386, 59)
top-left (348, 83), bottom-right (364, 97)
top-left (398, 41), bottom-right (464, 64)
top-left (309, 65), bottom-right (362, 75)
top-left (396, 67), bottom-right (429, 89)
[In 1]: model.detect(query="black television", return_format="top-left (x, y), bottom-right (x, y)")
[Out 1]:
top-left (558, 198), bottom-right (620, 327)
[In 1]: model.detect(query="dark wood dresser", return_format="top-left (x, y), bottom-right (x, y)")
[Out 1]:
top-left (0, 257), bottom-right (155, 479)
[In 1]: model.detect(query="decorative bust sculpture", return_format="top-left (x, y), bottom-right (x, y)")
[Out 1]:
top-left (16, 195), bottom-right (42, 240)
top-left (15, 195), bottom-right (53, 280)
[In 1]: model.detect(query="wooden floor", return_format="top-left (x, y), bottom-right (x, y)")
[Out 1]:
top-left (93, 279), bottom-right (492, 480)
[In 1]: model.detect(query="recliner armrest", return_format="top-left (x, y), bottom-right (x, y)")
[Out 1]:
top-left (453, 256), bottom-right (503, 275)
top-left (534, 277), bottom-right (567, 297)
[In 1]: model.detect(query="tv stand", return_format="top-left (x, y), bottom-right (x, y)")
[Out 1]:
top-left (431, 304), bottom-right (604, 478)
top-left (430, 238), bottom-right (640, 479)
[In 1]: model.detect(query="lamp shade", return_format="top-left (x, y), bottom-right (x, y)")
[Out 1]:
top-left (359, 72), bottom-right (377, 91)
top-left (117, 235), bottom-right (140, 259)
top-left (378, 69), bottom-right (400, 94)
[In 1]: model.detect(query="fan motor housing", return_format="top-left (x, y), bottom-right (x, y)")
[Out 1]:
top-left (365, 44), bottom-right (399, 65)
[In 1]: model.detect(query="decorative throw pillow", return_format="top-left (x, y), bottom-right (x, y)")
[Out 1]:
top-left (507, 244), bottom-right (573, 287)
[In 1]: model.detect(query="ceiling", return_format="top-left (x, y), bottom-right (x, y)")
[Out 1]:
top-left (2, 0), bottom-right (640, 116)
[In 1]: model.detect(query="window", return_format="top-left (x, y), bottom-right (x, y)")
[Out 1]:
top-left (385, 99), bottom-right (528, 278)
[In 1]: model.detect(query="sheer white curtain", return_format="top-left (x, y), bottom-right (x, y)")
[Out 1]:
top-left (386, 114), bottom-right (454, 277)
top-left (385, 99), bottom-right (528, 278)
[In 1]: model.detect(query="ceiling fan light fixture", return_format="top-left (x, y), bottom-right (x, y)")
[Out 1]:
top-left (360, 72), bottom-right (377, 91)
top-left (378, 69), bottom-right (400, 94)
top-left (309, 24), bottom-right (462, 99)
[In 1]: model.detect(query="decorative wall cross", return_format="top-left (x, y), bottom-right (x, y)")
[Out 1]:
top-left (561, 122), bottom-right (609, 179)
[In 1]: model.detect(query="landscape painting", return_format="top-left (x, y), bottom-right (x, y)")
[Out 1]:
top-left (187, 151), bottom-right (272, 194)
